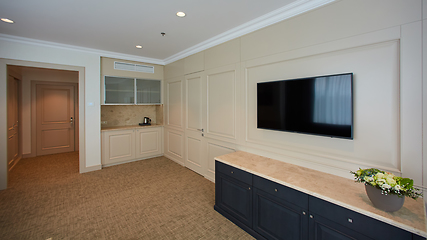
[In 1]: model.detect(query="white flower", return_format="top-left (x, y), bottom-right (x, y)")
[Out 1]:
top-left (364, 176), bottom-right (374, 182)
top-left (394, 185), bottom-right (402, 191)
top-left (386, 177), bottom-right (396, 186)
top-left (382, 184), bottom-right (391, 189)
top-left (376, 179), bottom-right (386, 186)
top-left (376, 173), bottom-right (385, 179)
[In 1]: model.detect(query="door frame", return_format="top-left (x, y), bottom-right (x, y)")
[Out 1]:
top-left (31, 81), bottom-right (79, 157)
top-left (0, 57), bottom-right (93, 190)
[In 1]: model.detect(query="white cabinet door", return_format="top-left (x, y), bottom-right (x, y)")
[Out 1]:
top-left (135, 127), bottom-right (162, 159)
top-left (102, 129), bottom-right (135, 165)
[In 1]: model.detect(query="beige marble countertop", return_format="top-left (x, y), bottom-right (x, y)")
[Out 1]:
top-left (101, 124), bottom-right (164, 131)
top-left (215, 151), bottom-right (427, 237)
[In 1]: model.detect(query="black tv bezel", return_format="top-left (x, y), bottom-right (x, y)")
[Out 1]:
top-left (256, 72), bottom-right (354, 140)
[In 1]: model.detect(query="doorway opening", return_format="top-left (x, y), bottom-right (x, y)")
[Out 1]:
top-left (7, 65), bottom-right (79, 168)
top-left (1, 60), bottom-right (87, 190)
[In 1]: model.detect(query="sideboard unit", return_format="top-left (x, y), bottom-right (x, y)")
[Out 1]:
top-left (101, 125), bottom-right (163, 166)
top-left (214, 152), bottom-right (426, 240)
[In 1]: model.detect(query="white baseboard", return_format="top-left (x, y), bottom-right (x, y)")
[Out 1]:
top-left (80, 164), bottom-right (102, 173)
top-left (102, 154), bottom-right (164, 168)
top-left (163, 153), bottom-right (185, 166)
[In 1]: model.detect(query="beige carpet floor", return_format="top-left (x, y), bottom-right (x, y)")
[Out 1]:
top-left (0, 152), bottom-right (254, 240)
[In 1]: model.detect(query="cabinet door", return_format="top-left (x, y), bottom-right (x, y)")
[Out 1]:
top-left (102, 129), bottom-right (135, 165)
top-left (136, 79), bottom-right (161, 104)
top-left (309, 196), bottom-right (412, 240)
top-left (309, 214), bottom-right (372, 240)
top-left (215, 172), bottom-right (253, 228)
top-left (104, 76), bottom-right (135, 104)
top-left (135, 127), bottom-right (162, 159)
top-left (253, 188), bottom-right (308, 240)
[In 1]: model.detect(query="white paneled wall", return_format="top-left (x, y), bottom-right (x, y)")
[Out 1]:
top-left (164, 0), bottom-right (425, 188)
top-left (205, 64), bottom-right (239, 143)
top-left (245, 39), bottom-right (401, 174)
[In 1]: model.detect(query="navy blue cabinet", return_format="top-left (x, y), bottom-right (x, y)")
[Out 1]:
top-left (215, 161), bottom-right (263, 238)
top-left (253, 176), bottom-right (309, 240)
top-left (309, 196), bottom-right (413, 240)
top-left (215, 171), bottom-right (253, 227)
top-left (214, 161), bottom-right (425, 240)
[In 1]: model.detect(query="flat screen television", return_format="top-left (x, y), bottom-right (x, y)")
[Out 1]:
top-left (257, 73), bottom-right (353, 139)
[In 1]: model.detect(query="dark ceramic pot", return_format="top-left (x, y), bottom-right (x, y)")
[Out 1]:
top-left (365, 184), bottom-right (405, 212)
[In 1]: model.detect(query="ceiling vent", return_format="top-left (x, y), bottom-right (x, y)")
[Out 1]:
top-left (114, 61), bottom-right (154, 73)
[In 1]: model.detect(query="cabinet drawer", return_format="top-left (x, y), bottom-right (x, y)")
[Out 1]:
top-left (215, 161), bottom-right (252, 185)
top-left (309, 196), bottom-right (412, 240)
top-left (253, 175), bottom-right (308, 209)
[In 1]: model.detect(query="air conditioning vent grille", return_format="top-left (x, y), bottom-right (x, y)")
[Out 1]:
top-left (114, 61), bottom-right (154, 73)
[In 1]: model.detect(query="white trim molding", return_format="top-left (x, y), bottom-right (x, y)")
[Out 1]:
top-left (0, 0), bottom-right (336, 66)
top-left (164, 0), bottom-right (336, 64)
top-left (0, 34), bottom-right (165, 65)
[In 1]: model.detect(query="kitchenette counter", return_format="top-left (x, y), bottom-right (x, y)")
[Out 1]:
top-left (101, 124), bottom-right (164, 131)
top-left (215, 151), bottom-right (427, 237)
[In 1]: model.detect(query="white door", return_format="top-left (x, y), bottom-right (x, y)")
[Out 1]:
top-left (184, 72), bottom-right (206, 176)
top-left (36, 84), bottom-right (75, 156)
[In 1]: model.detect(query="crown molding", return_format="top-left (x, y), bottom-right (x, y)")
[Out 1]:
top-left (0, 0), bottom-right (335, 66)
top-left (0, 33), bottom-right (166, 65)
top-left (164, 0), bottom-right (336, 65)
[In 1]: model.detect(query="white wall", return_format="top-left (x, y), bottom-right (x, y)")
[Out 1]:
top-left (0, 39), bottom-right (102, 189)
top-left (164, 0), bottom-right (425, 188)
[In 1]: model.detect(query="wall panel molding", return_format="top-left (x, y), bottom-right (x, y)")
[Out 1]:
top-left (243, 29), bottom-right (403, 178)
top-left (205, 64), bottom-right (240, 143)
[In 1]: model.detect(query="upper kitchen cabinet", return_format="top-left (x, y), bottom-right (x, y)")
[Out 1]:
top-left (104, 76), bottom-right (135, 104)
top-left (136, 79), bottom-right (161, 104)
top-left (104, 76), bottom-right (161, 105)
top-left (101, 57), bottom-right (164, 105)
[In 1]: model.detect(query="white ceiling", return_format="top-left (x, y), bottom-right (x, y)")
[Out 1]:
top-left (0, 0), bottom-right (333, 64)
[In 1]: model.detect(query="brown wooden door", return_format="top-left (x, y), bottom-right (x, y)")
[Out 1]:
top-left (7, 75), bottom-right (19, 170)
top-left (36, 84), bottom-right (75, 156)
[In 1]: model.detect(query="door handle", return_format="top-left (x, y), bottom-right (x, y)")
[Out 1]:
top-left (70, 117), bottom-right (74, 124)
top-left (197, 128), bottom-right (204, 132)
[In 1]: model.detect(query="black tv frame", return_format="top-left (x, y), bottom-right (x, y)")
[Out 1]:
top-left (256, 73), bottom-right (354, 140)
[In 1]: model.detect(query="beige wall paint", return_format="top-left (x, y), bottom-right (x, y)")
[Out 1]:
top-left (164, 0), bottom-right (425, 188)
top-left (240, 0), bottom-right (421, 61)
top-left (164, 59), bottom-right (185, 80)
top-left (184, 52), bottom-right (204, 75)
top-left (204, 38), bottom-right (241, 70)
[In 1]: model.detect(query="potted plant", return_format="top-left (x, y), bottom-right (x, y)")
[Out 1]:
top-left (351, 168), bottom-right (423, 212)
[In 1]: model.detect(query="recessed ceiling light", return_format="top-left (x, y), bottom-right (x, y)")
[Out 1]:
top-left (136, 45), bottom-right (143, 49)
top-left (176, 12), bottom-right (186, 17)
top-left (1, 18), bottom-right (14, 24)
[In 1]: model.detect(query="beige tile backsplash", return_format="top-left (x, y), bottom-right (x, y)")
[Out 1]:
top-left (101, 105), bottom-right (163, 127)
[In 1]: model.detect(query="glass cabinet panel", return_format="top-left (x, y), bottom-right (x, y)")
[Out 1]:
top-left (136, 79), bottom-right (161, 104)
top-left (104, 76), bottom-right (135, 104)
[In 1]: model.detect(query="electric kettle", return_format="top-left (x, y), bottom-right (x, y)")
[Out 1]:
top-left (143, 117), bottom-right (151, 124)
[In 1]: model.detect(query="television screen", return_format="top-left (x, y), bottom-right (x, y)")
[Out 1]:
top-left (257, 73), bottom-right (353, 139)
